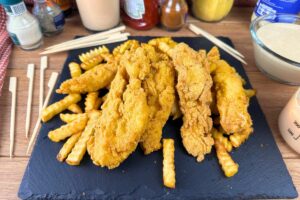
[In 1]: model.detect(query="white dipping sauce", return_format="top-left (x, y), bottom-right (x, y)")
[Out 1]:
top-left (253, 23), bottom-right (300, 84)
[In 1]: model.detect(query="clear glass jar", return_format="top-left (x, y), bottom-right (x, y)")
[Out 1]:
top-left (33, 0), bottom-right (65, 37)
top-left (0, 0), bottom-right (43, 50)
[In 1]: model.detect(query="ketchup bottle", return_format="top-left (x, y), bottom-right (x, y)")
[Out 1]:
top-left (121, 0), bottom-right (159, 30)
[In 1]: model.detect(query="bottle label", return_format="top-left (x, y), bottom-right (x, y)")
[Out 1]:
top-left (124, 0), bottom-right (145, 20)
top-left (53, 12), bottom-right (65, 29)
top-left (4, 2), bottom-right (27, 16)
top-left (8, 32), bottom-right (20, 45)
top-left (254, 0), bottom-right (300, 17)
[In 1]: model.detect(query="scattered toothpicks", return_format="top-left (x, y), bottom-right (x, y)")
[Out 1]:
top-left (27, 72), bottom-right (59, 155)
top-left (25, 64), bottom-right (35, 139)
top-left (39, 56), bottom-right (48, 115)
top-left (9, 77), bottom-right (17, 158)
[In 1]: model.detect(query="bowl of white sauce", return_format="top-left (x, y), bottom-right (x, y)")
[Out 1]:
top-left (250, 14), bottom-right (300, 85)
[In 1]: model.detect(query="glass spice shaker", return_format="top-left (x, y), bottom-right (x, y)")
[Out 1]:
top-left (161, 0), bottom-right (188, 31)
top-left (33, 0), bottom-right (65, 37)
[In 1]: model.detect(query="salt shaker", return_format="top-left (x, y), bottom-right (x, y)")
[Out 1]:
top-left (0, 0), bottom-right (43, 50)
top-left (33, 0), bottom-right (65, 36)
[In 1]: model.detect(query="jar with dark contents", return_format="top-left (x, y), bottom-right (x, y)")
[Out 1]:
top-left (121, 0), bottom-right (159, 30)
top-left (161, 0), bottom-right (188, 31)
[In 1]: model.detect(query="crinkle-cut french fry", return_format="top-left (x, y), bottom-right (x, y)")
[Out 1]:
top-left (60, 113), bottom-right (85, 123)
top-left (66, 111), bottom-right (101, 165)
top-left (163, 139), bottom-right (176, 189)
top-left (212, 128), bottom-right (232, 152)
top-left (41, 94), bottom-right (82, 122)
top-left (215, 140), bottom-right (239, 177)
top-left (86, 135), bottom-right (100, 166)
top-left (79, 46), bottom-right (110, 70)
top-left (48, 114), bottom-right (88, 142)
top-left (57, 132), bottom-right (81, 162)
top-left (69, 62), bottom-right (82, 78)
top-left (230, 127), bottom-right (253, 148)
top-left (113, 40), bottom-right (140, 56)
top-left (67, 103), bottom-right (83, 114)
top-left (85, 92), bottom-right (99, 112)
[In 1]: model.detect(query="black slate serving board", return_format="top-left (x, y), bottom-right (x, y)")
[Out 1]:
top-left (19, 36), bottom-right (298, 200)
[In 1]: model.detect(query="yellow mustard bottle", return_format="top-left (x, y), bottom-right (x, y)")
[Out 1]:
top-left (192, 0), bottom-right (234, 22)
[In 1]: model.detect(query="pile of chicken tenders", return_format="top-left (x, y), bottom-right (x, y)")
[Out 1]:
top-left (41, 37), bottom-right (255, 188)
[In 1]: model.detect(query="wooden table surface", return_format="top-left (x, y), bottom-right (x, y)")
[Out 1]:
top-left (0, 7), bottom-right (299, 200)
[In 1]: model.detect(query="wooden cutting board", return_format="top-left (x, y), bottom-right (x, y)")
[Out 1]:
top-left (18, 36), bottom-right (298, 200)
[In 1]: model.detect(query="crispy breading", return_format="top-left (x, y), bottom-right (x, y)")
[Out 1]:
top-left (92, 58), bottom-right (150, 168)
top-left (169, 43), bottom-right (214, 162)
top-left (41, 94), bottom-right (82, 122)
top-left (57, 63), bottom-right (117, 94)
top-left (57, 132), bottom-right (81, 162)
top-left (163, 139), bottom-right (176, 189)
top-left (215, 140), bottom-right (239, 177)
top-left (212, 59), bottom-right (253, 134)
top-left (48, 113), bottom-right (88, 142)
top-left (66, 111), bottom-right (101, 165)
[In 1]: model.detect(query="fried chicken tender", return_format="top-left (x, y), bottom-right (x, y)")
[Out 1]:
top-left (169, 43), bottom-right (214, 162)
top-left (92, 59), bottom-right (150, 169)
top-left (212, 59), bottom-right (253, 134)
top-left (57, 63), bottom-right (117, 94)
top-left (41, 94), bottom-right (82, 122)
top-left (215, 140), bottom-right (239, 177)
top-left (126, 44), bottom-right (175, 154)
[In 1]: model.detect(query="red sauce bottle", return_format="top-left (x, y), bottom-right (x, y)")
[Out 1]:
top-left (121, 0), bottom-right (159, 30)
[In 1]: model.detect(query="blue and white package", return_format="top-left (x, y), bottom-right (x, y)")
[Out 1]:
top-left (254, 0), bottom-right (300, 17)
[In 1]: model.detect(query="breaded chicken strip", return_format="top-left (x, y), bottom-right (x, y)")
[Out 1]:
top-left (57, 63), bottom-right (117, 94)
top-left (212, 59), bottom-right (253, 134)
top-left (169, 43), bottom-right (214, 162)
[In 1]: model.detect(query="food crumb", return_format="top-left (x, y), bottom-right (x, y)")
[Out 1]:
top-left (260, 144), bottom-right (264, 148)
top-left (154, 160), bottom-right (157, 164)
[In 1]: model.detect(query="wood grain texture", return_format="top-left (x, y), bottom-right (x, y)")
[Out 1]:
top-left (0, 7), bottom-right (299, 199)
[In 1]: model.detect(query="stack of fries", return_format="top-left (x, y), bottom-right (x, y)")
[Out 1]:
top-left (41, 38), bottom-right (255, 188)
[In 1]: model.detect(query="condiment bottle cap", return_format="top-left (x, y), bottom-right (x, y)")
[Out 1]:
top-left (0, 0), bottom-right (23, 6)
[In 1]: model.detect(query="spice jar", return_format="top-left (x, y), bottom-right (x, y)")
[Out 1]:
top-left (33, 0), bottom-right (65, 37)
top-left (192, 0), bottom-right (234, 22)
top-left (161, 0), bottom-right (188, 31)
top-left (121, 0), bottom-right (159, 30)
top-left (76, 0), bottom-right (120, 32)
top-left (52, 0), bottom-right (72, 17)
top-left (0, 0), bottom-right (43, 50)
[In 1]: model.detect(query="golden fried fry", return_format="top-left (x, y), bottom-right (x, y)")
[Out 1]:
top-left (86, 135), bottom-right (94, 157)
top-left (48, 114), bottom-right (88, 142)
top-left (57, 132), bottom-right (81, 162)
top-left (57, 63), bottom-right (117, 94)
top-left (230, 126), bottom-right (253, 148)
top-left (67, 103), bottom-right (83, 114)
top-left (148, 37), bottom-right (177, 54)
top-left (41, 94), bottom-right (82, 122)
top-left (212, 128), bottom-right (232, 152)
top-left (163, 139), bottom-right (176, 189)
top-left (85, 92), bottom-right (99, 112)
top-left (69, 62), bottom-right (82, 78)
top-left (66, 111), bottom-right (101, 165)
top-left (170, 99), bottom-right (182, 120)
top-left (215, 140), bottom-right (239, 177)
top-left (113, 40), bottom-right (140, 56)
top-left (60, 113), bottom-right (85, 123)
top-left (79, 46), bottom-right (110, 70)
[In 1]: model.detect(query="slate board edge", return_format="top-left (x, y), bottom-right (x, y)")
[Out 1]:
top-left (18, 36), bottom-right (298, 200)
